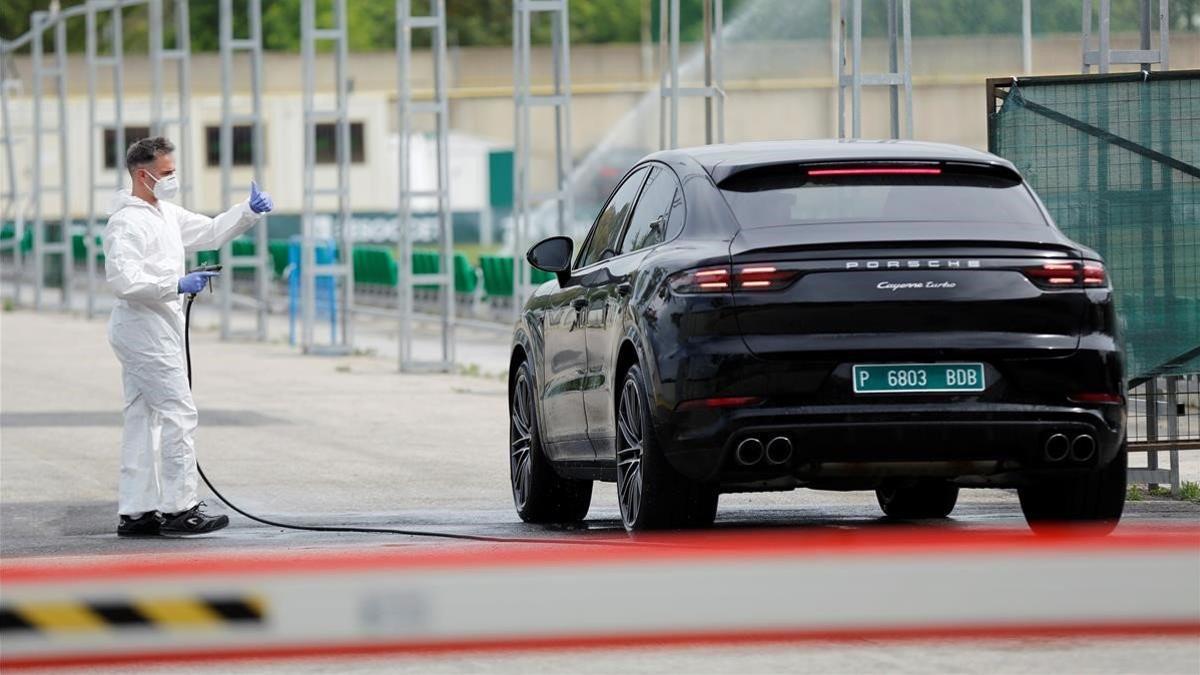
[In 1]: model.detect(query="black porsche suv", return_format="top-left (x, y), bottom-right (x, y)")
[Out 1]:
top-left (509, 140), bottom-right (1126, 532)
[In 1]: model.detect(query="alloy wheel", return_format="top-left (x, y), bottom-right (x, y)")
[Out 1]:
top-left (510, 369), bottom-right (534, 510)
top-left (616, 376), bottom-right (645, 527)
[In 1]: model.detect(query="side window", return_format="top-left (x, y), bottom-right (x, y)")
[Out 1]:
top-left (577, 167), bottom-right (648, 268)
top-left (619, 166), bottom-right (680, 254)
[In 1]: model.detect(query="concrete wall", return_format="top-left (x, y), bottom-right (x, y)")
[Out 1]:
top-left (1, 32), bottom-right (1196, 218)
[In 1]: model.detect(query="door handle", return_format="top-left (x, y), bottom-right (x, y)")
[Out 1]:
top-left (571, 297), bottom-right (588, 311)
top-left (616, 282), bottom-right (632, 297)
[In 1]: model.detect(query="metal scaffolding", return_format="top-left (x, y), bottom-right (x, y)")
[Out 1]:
top-left (300, 0), bottom-right (354, 355)
top-left (0, 42), bottom-right (23, 302)
top-left (148, 0), bottom-right (192, 209)
top-left (512, 0), bottom-right (574, 315)
top-left (1082, 0), bottom-right (1170, 73)
top-left (836, 0), bottom-right (913, 139)
top-left (1081, 0), bottom-right (1175, 491)
top-left (397, 0), bottom-right (455, 372)
top-left (659, 0), bottom-right (724, 150)
top-left (218, 0), bottom-right (270, 341)
top-left (84, 0), bottom-right (127, 319)
top-left (29, 10), bottom-right (72, 311)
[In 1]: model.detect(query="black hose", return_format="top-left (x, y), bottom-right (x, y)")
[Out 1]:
top-left (183, 294), bottom-right (627, 546)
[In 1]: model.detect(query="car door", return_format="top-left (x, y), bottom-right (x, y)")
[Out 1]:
top-left (583, 165), bottom-right (683, 445)
top-left (540, 166), bottom-right (648, 459)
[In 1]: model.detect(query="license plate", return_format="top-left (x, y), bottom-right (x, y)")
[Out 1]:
top-left (852, 363), bottom-right (986, 394)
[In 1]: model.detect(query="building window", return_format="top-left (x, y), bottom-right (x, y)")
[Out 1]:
top-left (103, 126), bottom-right (151, 169)
top-left (315, 122), bottom-right (365, 164)
top-left (205, 125), bottom-right (259, 167)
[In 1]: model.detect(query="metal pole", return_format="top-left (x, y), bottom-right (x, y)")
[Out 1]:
top-left (703, 0), bottom-right (712, 144)
top-left (658, 0), bottom-right (667, 149)
top-left (301, 0), bottom-right (316, 351)
top-left (113, 3), bottom-right (126, 196)
top-left (0, 41), bottom-right (21, 304)
top-left (435, 0), bottom-right (455, 366)
top-left (555, 0), bottom-right (574, 236)
top-left (1166, 376), bottom-right (1181, 496)
top-left (251, 0), bottom-right (267, 340)
top-left (85, 6), bottom-right (98, 318)
top-left (336, 0), bottom-right (354, 350)
top-left (669, 0), bottom-right (680, 149)
top-left (1139, 0), bottom-right (1152, 71)
top-left (175, 0), bottom-right (193, 210)
top-left (1082, 0), bottom-right (1093, 73)
top-left (54, 14), bottom-right (72, 311)
top-left (398, 0), bottom-right (413, 367)
top-left (836, 0), bottom-right (845, 138)
top-left (851, 0), bottom-right (862, 138)
top-left (1022, 0), bottom-right (1033, 74)
top-left (714, 0), bottom-right (724, 143)
top-left (30, 12), bottom-right (46, 310)
top-left (901, 0), bottom-right (913, 138)
top-left (511, 1), bottom-right (523, 321)
top-left (219, 0), bottom-right (234, 339)
top-left (149, 0), bottom-right (164, 138)
top-left (1099, 0), bottom-right (1111, 73)
top-left (519, 1), bottom-right (532, 309)
top-left (552, 7), bottom-right (566, 234)
top-left (1158, 0), bottom-right (1169, 69)
top-left (887, 0), bottom-right (899, 139)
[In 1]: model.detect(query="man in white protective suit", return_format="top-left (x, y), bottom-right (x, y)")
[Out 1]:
top-left (104, 136), bottom-right (273, 537)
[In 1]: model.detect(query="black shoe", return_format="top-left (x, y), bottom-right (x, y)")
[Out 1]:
top-left (160, 501), bottom-right (229, 536)
top-left (117, 512), bottom-right (161, 538)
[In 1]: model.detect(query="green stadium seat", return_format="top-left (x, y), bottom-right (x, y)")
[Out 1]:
top-left (479, 255), bottom-right (554, 299)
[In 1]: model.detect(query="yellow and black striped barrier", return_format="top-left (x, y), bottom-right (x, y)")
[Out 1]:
top-left (0, 596), bottom-right (263, 633)
top-left (2, 529), bottom-right (1198, 670)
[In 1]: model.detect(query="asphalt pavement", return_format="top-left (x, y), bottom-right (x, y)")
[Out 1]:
top-left (2, 305), bottom-right (1198, 673)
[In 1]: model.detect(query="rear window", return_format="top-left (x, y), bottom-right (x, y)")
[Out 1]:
top-left (718, 163), bottom-right (1047, 228)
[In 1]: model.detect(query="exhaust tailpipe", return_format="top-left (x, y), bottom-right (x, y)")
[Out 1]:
top-left (1070, 434), bottom-right (1097, 462)
top-left (1044, 433), bottom-right (1069, 462)
top-left (766, 436), bottom-right (794, 465)
top-left (735, 438), bottom-right (764, 466)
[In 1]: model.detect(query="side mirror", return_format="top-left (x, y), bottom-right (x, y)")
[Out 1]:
top-left (527, 236), bottom-right (574, 286)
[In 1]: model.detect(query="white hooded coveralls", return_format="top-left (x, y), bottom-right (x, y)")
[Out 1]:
top-left (104, 191), bottom-right (261, 516)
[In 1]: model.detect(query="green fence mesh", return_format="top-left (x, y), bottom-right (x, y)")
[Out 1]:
top-left (989, 71), bottom-right (1200, 381)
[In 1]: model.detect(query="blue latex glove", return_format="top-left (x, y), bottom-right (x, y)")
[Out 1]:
top-left (249, 180), bottom-right (273, 214)
top-left (178, 271), bottom-right (219, 295)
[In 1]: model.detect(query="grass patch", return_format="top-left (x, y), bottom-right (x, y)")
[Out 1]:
top-left (2, 297), bottom-right (13, 312)
top-left (1126, 485), bottom-right (1144, 502)
top-left (1180, 481), bottom-right (1200, 503)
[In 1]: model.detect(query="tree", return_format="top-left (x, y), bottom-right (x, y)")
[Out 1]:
top-left (2, 0), bottom-right (1196, 52)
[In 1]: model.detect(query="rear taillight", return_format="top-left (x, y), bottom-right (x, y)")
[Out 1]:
top-left (1022, 261), bottom-right (1107, 289)
top-left (735, 265), bottom-right (801, 291)
top-left (1082, 262), bottom-right (1107, 286)
top-left (669, 267), bottom-right (732, 293)
top-left (807, 167), bottom-right (942, 177)
top-left (669, 265), bottom-right (801, 294)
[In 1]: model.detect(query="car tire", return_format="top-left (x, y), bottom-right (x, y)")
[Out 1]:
top-left (509, 359), bottom-right (592, 523)
top-left (876, 480), bottom-right (959, 519)
top-left (1018, 442), bottom-right (1126, 534)
top-left (616, 363), bottom-right (719, 531)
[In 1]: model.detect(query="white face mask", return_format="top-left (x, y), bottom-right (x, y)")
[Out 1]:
top-left (143, 170), bottom-right (180, 201)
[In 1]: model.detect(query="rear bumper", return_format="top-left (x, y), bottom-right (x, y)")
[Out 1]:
top-left (658, 402), bottom-right (1126, 486)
